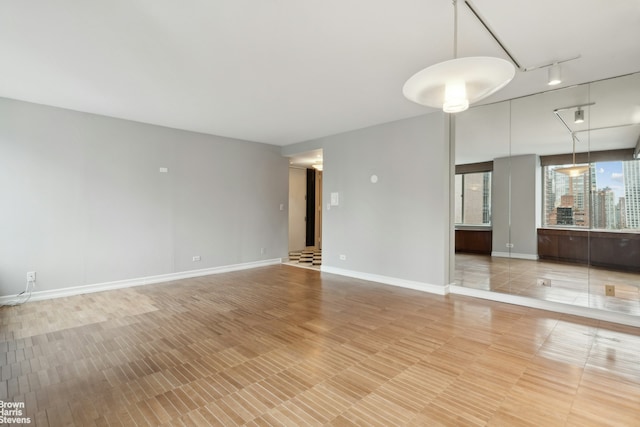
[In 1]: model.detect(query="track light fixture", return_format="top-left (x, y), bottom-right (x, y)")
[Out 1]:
top-left (553, 102), bottom-right (594, 139)
top-left (523, 56), bottom-right (580, 86)
top-left (552, 103), bottom-right (595, 177)
top-left (548, 62), bottom-right (561, 86)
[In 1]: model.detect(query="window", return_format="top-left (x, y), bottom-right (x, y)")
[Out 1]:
top-left (455, 171), bottom-right (492, 225)
top-left (543, 159), bottom-right (640, 230)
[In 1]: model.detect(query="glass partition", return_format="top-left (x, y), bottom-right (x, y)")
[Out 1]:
top-left (454, 72), bottom-right (640, 316)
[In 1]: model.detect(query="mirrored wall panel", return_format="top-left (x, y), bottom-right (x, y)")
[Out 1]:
top-left (454, 72), bottom-right (640, 316)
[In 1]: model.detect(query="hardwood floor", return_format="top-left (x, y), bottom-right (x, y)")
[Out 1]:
top-left (455, 253), bottom-right (640, 316)
top-left (1, 265), bottom-right (639, 426)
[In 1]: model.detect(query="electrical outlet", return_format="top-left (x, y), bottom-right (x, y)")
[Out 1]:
top-left (192, 256), bottom-right (201, 262)
top-left (339, 254), bottom-right (347, 261)
top-left (27, 271), bottom-right (36, 282)
top-left (260, 248), bottom-right (266, 255)
top-left (537, 278), bottom-right (551, 287)
top-left (605, 285), bottom-right (615, 296)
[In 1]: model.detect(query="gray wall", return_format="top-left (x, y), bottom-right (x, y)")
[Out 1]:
top-left (288, 113), bottom-right (451, 286)
top-left (492, 154), bottom-right (539, 258)
top-left (0, 97), bottom-right (289, 295)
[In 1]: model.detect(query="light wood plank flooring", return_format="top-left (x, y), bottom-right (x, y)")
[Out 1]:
top-left (1, 265), bottom-right (639, 426)
top-left (455, 254), bottom-right (640, 316)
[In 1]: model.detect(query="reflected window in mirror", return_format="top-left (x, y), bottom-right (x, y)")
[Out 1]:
top-left (543, 157), bottom-right (640, 231)
top-left (543, 164), bottom-right (591, 227)
top-left (455, 171), bottom-right (492, 226)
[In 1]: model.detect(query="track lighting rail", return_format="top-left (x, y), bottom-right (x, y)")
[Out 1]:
top-left (464, 0), bottom-right (522, 70)
top-left (464, 0), bottom-right (579, 74)
top-left (553, 102), bottom-right (596, 143)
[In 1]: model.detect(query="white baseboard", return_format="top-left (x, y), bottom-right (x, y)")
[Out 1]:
top-left (492, 251), bottom-right (539, 260)
top-left (0, 258), bottom-right (282, 304)
top-left (449, 285), bottom-right (640, 327)
top-left (321, 266), bottom-right (449, 296)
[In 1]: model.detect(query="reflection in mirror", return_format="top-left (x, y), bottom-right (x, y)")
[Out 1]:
top-left (454, 101), bottom-right (510, 292)
top-left (454, 72), bottom-right (640, 316)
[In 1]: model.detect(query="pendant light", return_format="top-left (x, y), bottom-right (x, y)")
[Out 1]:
top-left (556, 135), bottom-right (589, 177)
top-left (403, 0), bottom-right (515, 113)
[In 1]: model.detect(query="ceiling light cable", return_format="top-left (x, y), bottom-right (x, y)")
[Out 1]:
top-left (463, 0), bottom-right (522, 69)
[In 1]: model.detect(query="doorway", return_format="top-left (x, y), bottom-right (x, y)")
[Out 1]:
top-left (287, 150), bottom-right (323, 268)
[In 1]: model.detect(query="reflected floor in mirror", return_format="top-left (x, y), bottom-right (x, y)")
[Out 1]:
top-left (455, 253), bottom-right (640, 316)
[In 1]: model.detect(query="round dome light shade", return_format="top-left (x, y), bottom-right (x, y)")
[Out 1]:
top-left (403, 57), bottom-right (515, 112)
top-left (555, 164), bottom-right (589, 177)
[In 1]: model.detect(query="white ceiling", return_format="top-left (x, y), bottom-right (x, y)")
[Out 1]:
top-left (1, 1), bottom-right (640, 147)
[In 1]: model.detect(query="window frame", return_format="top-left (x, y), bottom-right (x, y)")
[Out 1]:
top-left (454, 162), bottom-right (493, 227)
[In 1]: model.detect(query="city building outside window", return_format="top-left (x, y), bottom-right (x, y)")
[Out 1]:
top-left (543, 159), bottom-right (640, 230)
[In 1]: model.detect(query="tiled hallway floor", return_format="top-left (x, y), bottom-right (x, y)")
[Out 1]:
top-left (285, 248), bottom-right (322, 270)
